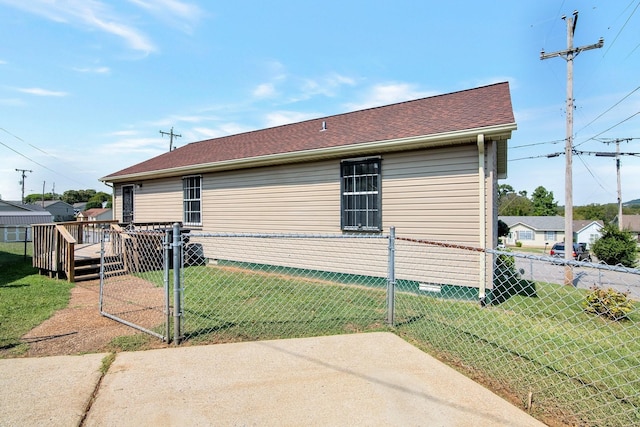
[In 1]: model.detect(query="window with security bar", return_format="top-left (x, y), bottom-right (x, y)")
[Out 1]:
top-left (341, 157), bottom-right (381, 231)
top-left (183, 175), bottom-right (202, 226)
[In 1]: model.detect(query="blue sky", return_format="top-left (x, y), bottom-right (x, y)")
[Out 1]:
top-left (0, 0), bottom-right (638, 206)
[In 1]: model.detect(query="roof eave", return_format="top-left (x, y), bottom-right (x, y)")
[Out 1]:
top-left (101, 122), bottom-right (516, 184)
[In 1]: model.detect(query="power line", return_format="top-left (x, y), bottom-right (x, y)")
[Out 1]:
top-left (603, 0), bottom-right (640, 57)
top-left (0, 138), bottom-right (87, 188)
top-left (509, 139), bottom-right (565, 149)
top-left (573, 86), bottom-right (640, 145)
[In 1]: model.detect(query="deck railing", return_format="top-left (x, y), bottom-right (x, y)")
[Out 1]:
top-left (32, 221), bottom-right (178, 282)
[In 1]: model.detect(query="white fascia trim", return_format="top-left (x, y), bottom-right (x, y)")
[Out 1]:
top-left (102, 122), bottom-right (516, 183)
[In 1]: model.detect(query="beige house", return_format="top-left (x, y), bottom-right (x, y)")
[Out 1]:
top-left (500, 216), bottom-right (604, 249)
top-left (101, 83), bottom-right (516, 290)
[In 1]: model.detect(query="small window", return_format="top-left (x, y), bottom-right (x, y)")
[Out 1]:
top-left (341, 158), bottom-right (381, 231)
top-left (183, 175), bottom-right (202, 226)
top-left (544, 231), bottom-right (556, 241)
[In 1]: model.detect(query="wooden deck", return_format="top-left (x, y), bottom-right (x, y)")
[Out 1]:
top-left (32, 221), bottom-right (175, 282)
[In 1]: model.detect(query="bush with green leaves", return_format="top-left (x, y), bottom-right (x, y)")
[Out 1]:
top-left (584, 287), bottom-right (633, 321)
top-left (591, 224), bottom-right (638, 267)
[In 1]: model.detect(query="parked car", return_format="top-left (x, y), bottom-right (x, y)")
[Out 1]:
top-left (549, 242), bottom-right (591, 261)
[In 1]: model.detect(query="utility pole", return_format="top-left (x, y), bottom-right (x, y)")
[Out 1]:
top-left (540, 10), bottom-right (603, 285)
top-left (15, 168), bottom-right (32, 204)
top-left (160, 127), bottom-right (182, 151)
top-left (596, 138), bottom-right (633, 230)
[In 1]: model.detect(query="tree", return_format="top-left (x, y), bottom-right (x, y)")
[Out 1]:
top-left (591, 224), bottom-right (638, 267)
top-left (61, 189), bottom-right (97, 204)
top-left (24, 193), bottom-right (56, 204)
top-left (499, 192), bottom-right (533, 216)
top-left (498, 219), bottom-right (509, 238)
top-left (531, 186), bottom-right (558, 216)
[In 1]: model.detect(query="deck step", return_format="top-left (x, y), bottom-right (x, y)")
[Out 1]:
top-left (73, 256), bottom-right (125, 282)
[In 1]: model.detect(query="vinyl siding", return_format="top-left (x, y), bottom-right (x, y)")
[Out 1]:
top-left (202, 160), bottom-right (339, 233)
top-left (113, 143), bottom-right (487, 288)
top-left (383, 145), bottom-right (479, 244)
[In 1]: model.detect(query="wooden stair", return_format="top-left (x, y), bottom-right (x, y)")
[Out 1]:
top-left (73, 255), bottom-right (125, 282)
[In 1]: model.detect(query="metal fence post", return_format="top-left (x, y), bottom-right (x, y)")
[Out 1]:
top-left (387, 226), bottom-right (396, 326)
top-left (164, 229), bottom-right (171, 342)
top-left (172, 223), bottom-right (182, 344)
top-left (99, 229), bottom-right (105, 312)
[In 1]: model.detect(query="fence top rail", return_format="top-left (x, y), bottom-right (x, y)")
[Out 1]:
top-left (490, 248), bottom-right (640, 276)
top-left (186, 231), bottom-right (390, 240)
top-left (32, 220), bottom-right (119, 228)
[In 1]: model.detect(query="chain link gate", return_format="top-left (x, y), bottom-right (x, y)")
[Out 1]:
top-left (99, 226), bottom-right (172, 341)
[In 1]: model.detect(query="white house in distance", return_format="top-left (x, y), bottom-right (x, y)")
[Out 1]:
top-left (500, 216), bottom-right (604, 249)
top-left (101, 83), bottom-right (516, 291)
top-left (77, 208), bottom-right (112, 222)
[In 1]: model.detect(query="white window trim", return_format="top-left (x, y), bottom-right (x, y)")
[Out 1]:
top-left (183, 175), bottom-right (202, 227)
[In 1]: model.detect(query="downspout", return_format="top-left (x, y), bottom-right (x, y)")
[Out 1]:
top-left (477, 134), bottom-right (487, 305)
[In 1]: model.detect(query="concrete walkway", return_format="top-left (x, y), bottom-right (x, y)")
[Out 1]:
top-left (0, 332), bottom-right (545, 426)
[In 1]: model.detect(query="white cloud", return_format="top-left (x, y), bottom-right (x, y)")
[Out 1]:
top-left (99, 137), bottom-right (165, 155)
top-left (192, 123), bottom-right (253, 139)
top-left (345, 83), bottom-right (437, 111)
top-left (264, 111), bottom-right (319, 128)
top-left (253, 83), bottom-right (277, 99)
top-left (0, 0), bottom-right (156, 53)
top-left (16, 87), bottom-right (68, 97)
top-left (128, 0), bottom-right (203, 33)
top-left (73, 66), bottom-right (111, 74)
top-left (0, 60), bottom-right (6, 65)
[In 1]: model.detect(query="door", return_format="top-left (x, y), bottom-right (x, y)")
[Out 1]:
top-left (122, 185), bottom-right (134, 223)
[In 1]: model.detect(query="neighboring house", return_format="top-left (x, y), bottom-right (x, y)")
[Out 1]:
top-left (77, 208), bottom-right (112, 222)
top-left (101, 82), bottom-right (516, 290)
top-left (500, 216), bottom-right (564, 248)
top-left (573, 220), bottom-right (604, 248)
top-left (27, 200), bottom-right (75, 222)
top-left (73, 202), bottom-right (88, 216)
top-left (613, 215), bottom-right (640, 242)
top-left (500, 216), bottom-right (603, 248)
top-left (0, 200), bottom-right (53, 242)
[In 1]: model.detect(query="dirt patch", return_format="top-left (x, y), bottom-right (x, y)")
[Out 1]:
top-left (20, 280), bottom-right (166, 357)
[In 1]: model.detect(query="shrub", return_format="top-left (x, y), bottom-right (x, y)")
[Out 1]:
top-left (584, 287), bottom-right (633, 321)
top-left (515, 240), bottom-right (522, 247)
top-left (591, 224), bottom-right (638, 267)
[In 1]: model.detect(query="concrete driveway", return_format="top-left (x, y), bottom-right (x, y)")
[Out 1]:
top-left (1, 332), bottom-right (545, 426)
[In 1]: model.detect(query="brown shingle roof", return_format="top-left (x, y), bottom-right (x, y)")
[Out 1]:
top-left (103, 82), bottom-right (515, 181)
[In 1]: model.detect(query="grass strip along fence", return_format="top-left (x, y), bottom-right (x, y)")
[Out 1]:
top-left (0, 242), bottom-right (73, 357)
top-left (98, 230), bottom-right (640, 426)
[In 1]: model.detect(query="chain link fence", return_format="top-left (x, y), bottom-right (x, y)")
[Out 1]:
top-left (100, 225), bottom-right (640, 426)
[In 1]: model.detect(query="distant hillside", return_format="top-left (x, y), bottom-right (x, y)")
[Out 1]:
top-left (624, 199), bottom-right (640, 206)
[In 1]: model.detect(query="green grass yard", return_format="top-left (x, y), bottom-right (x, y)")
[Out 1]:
top-left (0, 242), bottom-right (73, 356)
